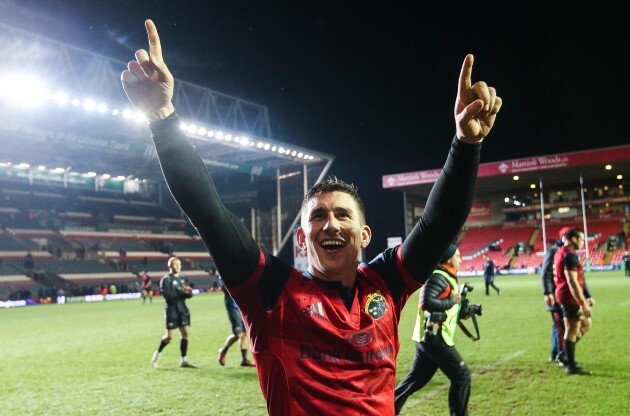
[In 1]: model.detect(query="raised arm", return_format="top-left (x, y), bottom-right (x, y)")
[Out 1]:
top-left (121, 19), bottom-right (175, 122)
top-left (121, 20), bottom-right (260, 286)
top-left (401, 55), bottom-right (502, 281)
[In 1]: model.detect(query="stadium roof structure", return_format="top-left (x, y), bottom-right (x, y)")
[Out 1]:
top-left (0, 23), bottom-right (335, 256)
top-left (0, 22), bottom-right (334, 182)
top-left (383, 144), bottom-right (630, 203)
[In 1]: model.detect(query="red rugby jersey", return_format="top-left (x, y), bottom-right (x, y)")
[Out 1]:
top-left (553, 245), bottom-right (584, 305)
top-left (230, 246), bottom-right (420, 416)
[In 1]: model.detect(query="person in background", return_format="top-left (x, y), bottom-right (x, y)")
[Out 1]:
top-left (482, 254), bottom-right (499, 295)
top-left (554, 228), bottom-right (595, 375)
top-left (540, 226), bottom-right (570, 365)
top-left (216, 275), bottom-right (256, 367)
top-left (151, 256), bottom-right (197, 369)
top-left (140, 270), bottom-right (154, 304)
top-left (394, 244), bottom-right (470, 416)
top-left (121, 19), bottom-right (501, 415)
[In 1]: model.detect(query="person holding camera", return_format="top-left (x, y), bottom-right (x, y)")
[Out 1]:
top-left (394, 244), bottom-right (471, 416)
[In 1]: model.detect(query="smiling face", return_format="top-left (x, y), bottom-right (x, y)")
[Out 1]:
top-left (297, 191), bottom-right (371, 287)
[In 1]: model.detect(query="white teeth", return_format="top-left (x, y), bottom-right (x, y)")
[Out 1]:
top-left (321, 240), bottom-right (343, 247)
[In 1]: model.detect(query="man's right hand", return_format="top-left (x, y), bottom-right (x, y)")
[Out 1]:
top-left (121, 19), bottom-right (175, 122)
top-left (582, 302), bottom-right (592, 318)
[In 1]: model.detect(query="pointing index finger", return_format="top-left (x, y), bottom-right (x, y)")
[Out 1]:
top-left (458, 54), bottom-right (474, 96)
top-left (145, 19), bottom-right (163, 61)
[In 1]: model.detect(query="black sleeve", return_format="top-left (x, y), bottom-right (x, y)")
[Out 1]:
top-left (401, 138), bottom-right (481, 282)
top-left (148, 114), bottom-right (260, 287)
top-left (540, 246), bottom-right (556, 295)
top-left (420, 273), bottom-right (454, 312)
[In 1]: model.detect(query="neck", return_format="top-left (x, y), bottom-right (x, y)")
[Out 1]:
top-left (309, 267), bottom-right (356, 288)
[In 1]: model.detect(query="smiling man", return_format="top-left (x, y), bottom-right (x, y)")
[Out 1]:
top-left (121, 19), bottom-right (501, 416)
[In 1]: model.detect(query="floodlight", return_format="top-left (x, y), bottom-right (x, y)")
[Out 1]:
top-left (0, 73), bottom-right (48, 107)
top-left (53, 92), bottom-right (69, 106)
top-left (83, 99), bottom-right (96, 111)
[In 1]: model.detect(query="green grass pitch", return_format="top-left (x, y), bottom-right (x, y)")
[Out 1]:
top-left (1, 271), bottom-right (629, 415)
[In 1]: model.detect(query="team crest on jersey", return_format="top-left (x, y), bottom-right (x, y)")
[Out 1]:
top-left (365, 292), bottom-right (387, 320)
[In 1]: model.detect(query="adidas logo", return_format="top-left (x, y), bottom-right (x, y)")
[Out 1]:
top-left (301, 301), bottom-right (327, 321)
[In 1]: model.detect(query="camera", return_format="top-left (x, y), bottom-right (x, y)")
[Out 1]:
top-left (458, 283), bottom-right (482, 320)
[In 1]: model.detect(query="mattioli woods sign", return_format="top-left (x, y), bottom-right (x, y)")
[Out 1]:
top-left (383, 145), bottom-right (630, 188)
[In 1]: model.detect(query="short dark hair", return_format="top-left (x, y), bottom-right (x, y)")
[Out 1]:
top-left (302, 176), bottom-right (366, 224)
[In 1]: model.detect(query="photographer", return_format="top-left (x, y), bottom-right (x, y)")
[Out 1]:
top-left (395, 244), bottom-right (471, 416)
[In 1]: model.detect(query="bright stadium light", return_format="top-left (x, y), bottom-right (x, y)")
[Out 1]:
top-left (53, 91), bottom-right (69, 106)
top-left (0, 73), bottom-right (49, 107)
top-left (83, 99), bottom-right (96, 111)
top-left (133, 111), bottom-right (145, 122)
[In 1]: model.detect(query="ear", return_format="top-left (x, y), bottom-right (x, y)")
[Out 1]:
top-left (360, 225), bottom-right (372, 248)
top-left (296, 227), bottom-right (307, 251)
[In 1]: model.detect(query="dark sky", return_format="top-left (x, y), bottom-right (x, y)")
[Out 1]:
top-left (2, 1), bottom-right (627, 257)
